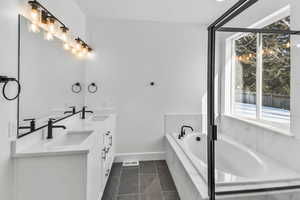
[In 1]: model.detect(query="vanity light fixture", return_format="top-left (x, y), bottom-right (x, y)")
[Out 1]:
top-left (61, 26), bottom-right (69, 42)
top-left (29, 1), bottom-right (40, 22)
top-left (75, 38), bottom-right (82, 51)
top-left (82, 44), bottom-right (88, 55)
top-left (28, 1), bottom-right (40, 33)
top-left (47, 16), bottom-right (56, 33)
top-left (26, 0), bottom-right (93, 58)
top-left (87, 47), bottom-right (93, 57)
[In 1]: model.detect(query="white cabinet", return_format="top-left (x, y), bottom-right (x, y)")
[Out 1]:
top-left (14, 115), bottom-right (116, 200)
top-left (100, 115), bottom-right (116, 192)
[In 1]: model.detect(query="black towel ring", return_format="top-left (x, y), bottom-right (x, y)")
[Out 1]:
top-left (0, 76), bottom-right (21, 101)
top-left (71, 82), bottom-right (82, 93)
top-left (88, 83), bottom-right (98, 93)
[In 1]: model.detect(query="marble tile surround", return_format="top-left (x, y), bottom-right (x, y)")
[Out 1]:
top-left (219, 116), bottom-right (300, 173)
top-left (166, 133), bottom-right (300, 200)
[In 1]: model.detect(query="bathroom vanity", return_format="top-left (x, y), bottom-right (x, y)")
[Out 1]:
top-left (12, 114), bottom-right (116, 200)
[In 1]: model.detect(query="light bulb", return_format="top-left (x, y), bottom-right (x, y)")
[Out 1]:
top-left (29, 22), bottom-right (40, 33)
top-left (82, 46), bottom-right (88, 55)
top-left (47, 17), bottom-right (56, 33)
top-left (76, 42), bottom-right (81, 50)
top-left (77, 51), bottom-right (84, 58)
top-left (87, 47), bottom-right (94, 58)
top-left (61, 27), bottom-right (69, 42)
top-left (63, 43), bottom-right (71, 50)
top-left (75, 38), bottom-right (82, 51)
top-left (71, 48), bottom-right (77, 55)
top-left (30, 3), bottom-right (40, 22)
top-left (45, 31), bottom-right (54, 41)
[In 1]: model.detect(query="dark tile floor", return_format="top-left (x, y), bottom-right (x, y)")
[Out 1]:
top-left (102, 160), bottom-right (180, 200)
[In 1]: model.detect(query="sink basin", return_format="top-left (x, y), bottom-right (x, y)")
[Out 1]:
top-left (91, 115), bottom-right (109, 122)
top-left (46, 130), bottom-right (93, 148)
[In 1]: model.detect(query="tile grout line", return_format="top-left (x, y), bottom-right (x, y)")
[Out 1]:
top-left (138, 163), bottom-right (141, 200)
top-left (155, 161), bottom-right (166, 200)
top-left (114, 164), bottom-right (123, 200)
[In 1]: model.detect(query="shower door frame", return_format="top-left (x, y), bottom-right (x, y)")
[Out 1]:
top-left (207, 0), bottom-right (300, 199)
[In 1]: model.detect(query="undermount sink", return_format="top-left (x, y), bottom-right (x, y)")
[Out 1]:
top-left (46, 130), bottom-right (93, 148)
top-left (91, 115), bottom-right (109, 122)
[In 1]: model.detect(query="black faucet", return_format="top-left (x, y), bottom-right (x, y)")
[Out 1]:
top-left (47, 118), bottom-right (66, 139)
top-left (64, 106), bottom-right (76, 115)
top-left (179, 125), bottom-right (194, 138)
top-left (81, 106), bottom-right (93, 119)
top-left (19, 118), bottom-right (36, 132)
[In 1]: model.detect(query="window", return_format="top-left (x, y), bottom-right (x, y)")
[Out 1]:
top-left (231, 16), bottom-right (291, 127)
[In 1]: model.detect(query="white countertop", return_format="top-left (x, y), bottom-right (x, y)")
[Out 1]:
top-left (12, 114), bottom-right (113, 158)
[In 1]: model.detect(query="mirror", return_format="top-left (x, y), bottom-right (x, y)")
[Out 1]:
top-left (18, 15), bottom-right (85, 137)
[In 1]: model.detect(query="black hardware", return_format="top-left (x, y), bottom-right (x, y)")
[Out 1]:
top-left (218, 27), bottom-right (300, 35)
top-left (19, 118), bottom-right (36, 132)
top-left (88, 83), bottom-right (98, 93)
top-left (196, 136), bottom-right (201, 142)
top-left (207, 0), bottom-right (300, 199)
top-left (105, 131), bottom-right (111, 136)
top-left (47, 118), bottom-right (66, 139)
top-left (17, 110), bottom-right (81, 139)
top-left (102, 147), bottom-right (107, 160)
top-left (109, 135), bottom-right (113, 146)
top-left (71, 82), bottom-right (82, 93)
top-left (0, 76), bottom-right (21, 101)
top-left (64, 106), bottom-right (76, 115)
top-left (81, 106), bottom-right (93, 119)
top-left (180, 125), bottom-right (194, 138)
top-left (150, 82), bottom-right (155, 86)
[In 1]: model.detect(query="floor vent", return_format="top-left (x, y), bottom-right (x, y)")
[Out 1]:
top-left (122, 160), bottom-right (139, 167)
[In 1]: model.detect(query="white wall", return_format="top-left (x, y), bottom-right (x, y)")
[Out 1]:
top-left (0, 1), bottom-right (19, 200)
top-left (218, 0), bottom-right (300, 172)
top-left (19, 16), bottom-right (85, 120)
top-left (85, 20), bottom-right (207, 155)
top-left (0, 0), bottom-right (86, 199)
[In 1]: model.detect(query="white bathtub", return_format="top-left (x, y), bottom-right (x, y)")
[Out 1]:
top-left (172, 132), bottom-right (300, 188)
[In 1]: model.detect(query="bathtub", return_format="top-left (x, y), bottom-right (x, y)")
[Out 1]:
top-left (172, 132), bottom-right (300, 189)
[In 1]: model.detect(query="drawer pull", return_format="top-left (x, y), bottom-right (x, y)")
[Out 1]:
top-left (102, 148), bottom-right (107, 160)
top-left (105, 169), bottom-right (110, 176)
top-left (109, 136), bottom-right (113, 146)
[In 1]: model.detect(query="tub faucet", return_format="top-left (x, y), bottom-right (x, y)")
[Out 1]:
top-left (47, 118), bottom-right (66, 139)
top-left (180, 125), bottom-right (194, 138)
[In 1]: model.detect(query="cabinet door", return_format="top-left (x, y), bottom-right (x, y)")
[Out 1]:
top-left (87, 132), bottom-right (102, 200)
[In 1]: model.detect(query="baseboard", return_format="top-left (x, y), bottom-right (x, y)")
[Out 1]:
top-left (114, 152), bottom-right (166, 162)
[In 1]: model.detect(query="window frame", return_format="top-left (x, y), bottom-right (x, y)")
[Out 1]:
top-left (226, 6), bottom-right (291, 130)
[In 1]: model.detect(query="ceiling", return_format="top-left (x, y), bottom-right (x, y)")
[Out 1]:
top-left (74, 0), bottom-right (239, 24)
